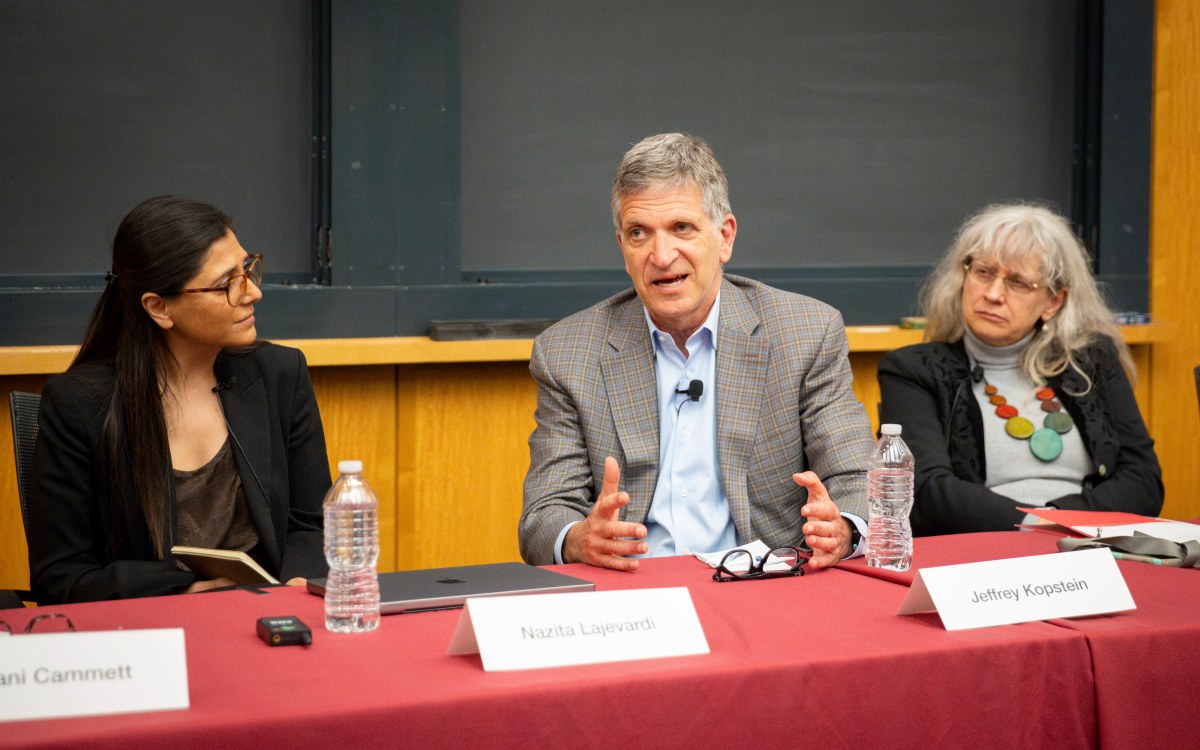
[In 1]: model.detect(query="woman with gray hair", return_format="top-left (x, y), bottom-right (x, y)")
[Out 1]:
top-left (878, 203), bottom-right (1162, 536)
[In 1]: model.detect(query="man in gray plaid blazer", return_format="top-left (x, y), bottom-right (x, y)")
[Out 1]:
top-left (520, 133), bottom-right (875, 571)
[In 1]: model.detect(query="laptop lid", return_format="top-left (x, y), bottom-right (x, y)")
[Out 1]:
top-left (306, 562), bottom-right (595, 614)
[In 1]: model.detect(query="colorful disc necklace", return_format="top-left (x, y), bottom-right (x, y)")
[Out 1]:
top-left (979, 373), bottom-right (1074, 462)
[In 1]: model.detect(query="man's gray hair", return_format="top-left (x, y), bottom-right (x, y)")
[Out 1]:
top-left (611, 133), bottom-right (731, 227)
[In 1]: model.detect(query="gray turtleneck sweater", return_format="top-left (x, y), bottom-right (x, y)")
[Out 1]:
top-left (962, 329), bottom-right (1091, 507)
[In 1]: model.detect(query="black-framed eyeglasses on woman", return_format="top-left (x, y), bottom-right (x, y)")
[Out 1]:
top-left (177, 253), bottom-right (263, 306)
top-left (713, 546), bottom-right (806, 582)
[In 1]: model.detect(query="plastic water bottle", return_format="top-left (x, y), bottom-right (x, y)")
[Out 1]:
top-left (866, 424), bottom-right (915, 571)
top-left (323, 460), bottom-right (380, 633)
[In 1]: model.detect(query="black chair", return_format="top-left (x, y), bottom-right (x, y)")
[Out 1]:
top-left (9, 391), bottom-right (40, 535)
top-left (5, 391), bottom-right (40, 607)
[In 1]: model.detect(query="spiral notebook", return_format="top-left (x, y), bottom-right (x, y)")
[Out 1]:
top-left (306, 562), bottom-right (595, 614)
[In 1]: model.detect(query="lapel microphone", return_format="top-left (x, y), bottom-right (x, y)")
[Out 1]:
top-left (675, 379), bottom-right (704, 402)
top-left (212, 376), bottom-right (239, 393)
top-left (970, 365), bottom-right (984, 383)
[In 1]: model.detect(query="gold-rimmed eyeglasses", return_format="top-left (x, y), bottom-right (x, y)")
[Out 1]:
top-left (963, 259), bottom-right (1043, 296)
top-left (178, 253), bottom-right (263, 306)
top-left (712, 546), bottom-right (806, 582)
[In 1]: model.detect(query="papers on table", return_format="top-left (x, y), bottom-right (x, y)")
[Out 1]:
top-left (693, 540), bottom-right (770, 568)
top-left (1084, 522), bottom-right (1200, 544)
top-left (692, 540), bottom-right (799, 572)
top-left (1021, 508), bottom-right (1200, 543)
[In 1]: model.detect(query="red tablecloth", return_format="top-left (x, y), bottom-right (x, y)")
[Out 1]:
top-left (2, 555), bottom-right (1095, 749)
top-left (840, 531), bottom-right (1200, 750)
top-left (837, 528), bottom-right (1067, 585)
top-left (1053, 559), bottom-right (1200, 750)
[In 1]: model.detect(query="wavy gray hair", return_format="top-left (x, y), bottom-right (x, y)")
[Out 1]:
top-left (611, 133), bottom-right (731, 228)
top-left (920, 202), bottom-right (1132, 390)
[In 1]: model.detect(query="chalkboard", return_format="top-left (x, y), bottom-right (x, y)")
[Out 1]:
top-left (0, 0), bottom-right (1151, 345)
top-left (457, 0), bottom-right (1075, 273)
top-left (0, 0), bottom-right (315, 281)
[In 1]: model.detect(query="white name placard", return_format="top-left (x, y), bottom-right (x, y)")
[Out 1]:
top-left (0, 628), bottom-right (189, 722)
top-left (448, 587), bottom-right (709, 671)
top-left (897, 547), bottom-right (1135, 631)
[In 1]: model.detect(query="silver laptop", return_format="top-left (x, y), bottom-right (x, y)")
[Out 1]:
top-left (306, 562), bottom-right (595, 614)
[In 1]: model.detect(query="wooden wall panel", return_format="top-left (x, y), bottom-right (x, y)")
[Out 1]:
top-left (1150, 0), bottom-right (1200, 521)
top-left (0, 337), bottom-right (1172, 591)
top-left (308, 366), bottom-right (398, 571)
top-left (851, 351), bottom-right (885, 434)
top-left (398, 362), bottom-right (537, 570)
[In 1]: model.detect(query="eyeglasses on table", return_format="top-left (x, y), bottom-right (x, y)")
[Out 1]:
top-left (0, 613), bottom-right (76, 635)
top-left (713, 546), bottom-right (806, 582)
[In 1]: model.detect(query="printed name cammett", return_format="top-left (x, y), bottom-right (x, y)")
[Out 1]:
top-left (0, 664), bottom-right (134, 687)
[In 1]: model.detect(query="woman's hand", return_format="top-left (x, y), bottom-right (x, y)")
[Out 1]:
top-left (183, 577), bottom-right (237, 594)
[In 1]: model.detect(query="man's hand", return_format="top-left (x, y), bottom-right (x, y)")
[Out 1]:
top-left (563, 456), bottom-right (648, 571)
top-left (793, 471), bottom-right (852, 570)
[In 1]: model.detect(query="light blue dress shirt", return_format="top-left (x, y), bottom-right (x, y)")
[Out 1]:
top-left (638, 296), bottom-right (736, 555)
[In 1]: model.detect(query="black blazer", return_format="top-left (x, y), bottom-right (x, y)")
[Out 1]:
top-left (878, 337), bottom-right (1163, 536)
top-left (28, 343), bottom-right (331, 603)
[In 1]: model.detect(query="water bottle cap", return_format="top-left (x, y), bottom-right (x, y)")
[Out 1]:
top-left (338, 460), bottom-right (363, 474)
top-left (880, 423), bottom-right (902, 436)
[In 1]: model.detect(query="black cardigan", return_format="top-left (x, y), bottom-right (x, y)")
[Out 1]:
top-left (28, 343), bottom-right (331, 603)
top-left (877, 337), bottom-right (1163, 536)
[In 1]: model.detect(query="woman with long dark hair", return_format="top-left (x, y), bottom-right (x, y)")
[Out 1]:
top-left (28, 196), bottom-right (330, 603)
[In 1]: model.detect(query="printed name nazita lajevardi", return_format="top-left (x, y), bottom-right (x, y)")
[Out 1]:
top-left (521, 617), bottom-right (657, 640)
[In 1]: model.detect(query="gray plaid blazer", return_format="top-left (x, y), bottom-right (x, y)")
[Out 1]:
top-left (519, 274), bottom-right (873, 565)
